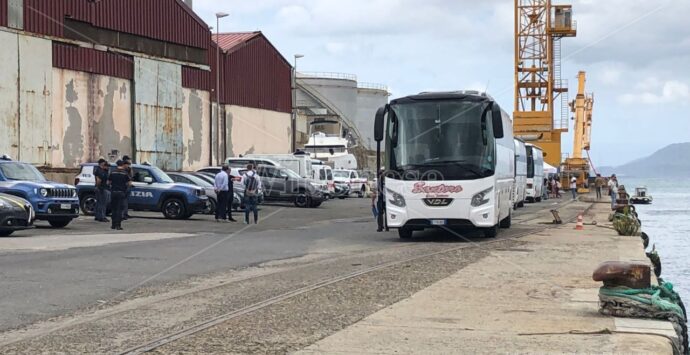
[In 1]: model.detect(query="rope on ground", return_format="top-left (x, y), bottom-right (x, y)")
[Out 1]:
top-left (612, 205), bottom-right (641, 236)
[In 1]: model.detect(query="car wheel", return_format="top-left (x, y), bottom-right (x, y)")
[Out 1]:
top-left (48, 219), bottom-right (72, 228)
top-left (205, 198), bottom-right (216, 215)
top-left (294, 191), bottom-right (309, 208)
top-left (482, 224), bottom-right (499, 238)
top-left (80, 194), bottom-right (97, 216)
top-left (162, 198), bottom-right (187, 219)
top-left (518, 201), bottom-right (525, 208)
top-left (0, 230), bottom-right (13, 237)
top-left (398, 228), bottom-right (413, 239)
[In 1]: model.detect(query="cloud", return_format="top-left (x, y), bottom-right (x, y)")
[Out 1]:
top-left (619, 79), bottom-right (690, 104)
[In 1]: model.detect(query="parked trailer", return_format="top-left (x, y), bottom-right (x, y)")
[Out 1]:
top-left (373, 91), bottom-right (515, 239)
top-left (525, 143), bottom-right (544, 202)
top-left (513, 138), bottom-right (527, 208)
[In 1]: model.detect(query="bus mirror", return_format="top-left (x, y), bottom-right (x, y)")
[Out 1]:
top-left (374, 105), bottom-right (388, 142)
top-left (491, 103), bottom-right (504, 139)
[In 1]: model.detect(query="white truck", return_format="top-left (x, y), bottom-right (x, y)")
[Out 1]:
top-left (242, 154), bottom-right (313, 180)
top-left (332, 169), bottom-right (368, 198)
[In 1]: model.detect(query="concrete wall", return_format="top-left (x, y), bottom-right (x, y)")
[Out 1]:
top-left (226, 105), bottom-right (291, 157)
top-left (51, 68), bottom-right (132, 168)
top-left (181, 88), bottom-right (211, 170)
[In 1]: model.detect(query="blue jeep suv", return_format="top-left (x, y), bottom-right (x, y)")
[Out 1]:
top-left (75, 163), bottom-right (208, 220)
top-left (0, 156), bottom-right (80, 228)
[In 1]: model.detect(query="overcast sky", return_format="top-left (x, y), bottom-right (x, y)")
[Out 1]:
top-left (191, 0), bottom-right (689, 166)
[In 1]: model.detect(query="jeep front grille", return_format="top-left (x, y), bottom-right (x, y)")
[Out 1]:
top-left (49, 188), bottom-right (75, 198)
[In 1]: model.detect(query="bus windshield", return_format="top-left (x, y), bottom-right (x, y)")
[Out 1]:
top-left (388, 100), bottom-right (495, 180)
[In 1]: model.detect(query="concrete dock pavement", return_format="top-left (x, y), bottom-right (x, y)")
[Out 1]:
top-left (298, 201), bottom-right (678, 354)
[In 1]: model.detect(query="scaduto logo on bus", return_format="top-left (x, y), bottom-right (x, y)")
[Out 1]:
top-left (411, 182), bottom-right (463, 194)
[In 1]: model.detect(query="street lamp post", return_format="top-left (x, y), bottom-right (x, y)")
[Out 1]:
top-left (292, 54), bottom-right (304, 153)
top-left (216, 12), bottom-right (229, 163)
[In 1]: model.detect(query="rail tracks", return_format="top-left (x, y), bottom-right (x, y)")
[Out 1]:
top-left (117, 200), bottom-right (590, 355)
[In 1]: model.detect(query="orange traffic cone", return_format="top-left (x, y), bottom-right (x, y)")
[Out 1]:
top-left (575, 213), bottom-right (584, 230)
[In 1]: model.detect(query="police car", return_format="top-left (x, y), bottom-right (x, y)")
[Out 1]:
top-left (0, 155), bottom-right (79, 228)
top-left (75, 163), bottom-right (209, 220)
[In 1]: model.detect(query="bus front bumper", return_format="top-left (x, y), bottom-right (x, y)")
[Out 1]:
top-left (386, 200), bottom-right (496, 229)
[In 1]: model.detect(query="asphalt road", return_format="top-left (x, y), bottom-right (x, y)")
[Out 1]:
top-left (0, 196), bottom-right (571, 336)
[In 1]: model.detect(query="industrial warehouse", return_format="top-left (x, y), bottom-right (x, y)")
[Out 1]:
top-left (0, 0), bottom-right (688, 354)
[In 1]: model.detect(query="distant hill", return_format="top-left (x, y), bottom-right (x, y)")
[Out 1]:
top-left (599, 143), bottom-right (690, 178)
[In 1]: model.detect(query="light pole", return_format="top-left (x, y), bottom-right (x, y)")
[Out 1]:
top-left (292, 54), bottom-right (304, 153)
top-left (216, 12), bottom-right (229, 163)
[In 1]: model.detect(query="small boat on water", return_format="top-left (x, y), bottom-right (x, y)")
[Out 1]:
top-left (630, 186), bottom-right (653, 205)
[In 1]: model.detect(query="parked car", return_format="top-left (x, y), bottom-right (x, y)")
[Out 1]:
top-left (195, 168), bottom-right (264, 205)
top-left (75, 163), bottom-right (208, 219)
top-left (333, 182), bottom-right (351, 200)
top-left (0, 192), bottom-right (35, 236)
top-left (333, 169), bottom-right (368, 197)
top-left (0, 156), bottom-right (79, 228)
top-left (255, 165), bottom-right (323, 208)
top-left (167, 172), bottom-right (234, 214)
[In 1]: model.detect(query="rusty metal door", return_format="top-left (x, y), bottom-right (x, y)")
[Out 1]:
top-left (134, 57), bottom-right (183, 170)
top-left (0, 31), bottom-right (19, 159)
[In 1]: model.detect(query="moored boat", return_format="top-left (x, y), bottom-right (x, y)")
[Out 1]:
top-left (630, 186), bottom-right (653, 204)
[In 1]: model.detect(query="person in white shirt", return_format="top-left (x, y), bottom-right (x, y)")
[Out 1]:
top-left (214, 165), bottom-right (236, 222)
top-left (570, 176), bottom-right (578, 200)
top-left (607, 174), bottom-right (618, 210)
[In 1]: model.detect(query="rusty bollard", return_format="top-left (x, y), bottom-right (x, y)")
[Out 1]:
top-left (593, 261), bottom-right (651, 289)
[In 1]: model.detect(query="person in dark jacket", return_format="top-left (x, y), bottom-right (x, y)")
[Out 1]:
top-left (108, 160), bottom-right (132, 231)
top-left (94, 158), bottom-right (111, 222)
top-left (121, 156), bottom-right (133, 220)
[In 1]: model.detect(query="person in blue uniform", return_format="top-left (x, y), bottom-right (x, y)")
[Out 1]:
top-left (108, 160), bottom-right (132, 231)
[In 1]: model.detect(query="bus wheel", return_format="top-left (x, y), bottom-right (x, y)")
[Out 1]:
top-left (482, 225), bottom-right (499, 238)
top-left (500, 213), bottom-right (512, 228)
top-left (398, 228), bottom-right (413, 239)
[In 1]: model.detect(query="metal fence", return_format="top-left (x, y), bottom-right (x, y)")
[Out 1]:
top-left (298, 72), bottom-right (357, 81)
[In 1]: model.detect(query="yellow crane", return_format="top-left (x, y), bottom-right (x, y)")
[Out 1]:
top-left (514, 0), bottom-right (576, 168)
top-left (561, 71), bottom-right (594, 193)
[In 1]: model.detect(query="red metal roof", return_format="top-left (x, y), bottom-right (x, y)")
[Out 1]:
top-left (23, 0), bottom-right (210, 50)
top-left (213, 32), bottom-right (262, 53)
top-left (53, 43), bottom-right (134, 80)
top-left (0, 0), bottom-right (7, 27)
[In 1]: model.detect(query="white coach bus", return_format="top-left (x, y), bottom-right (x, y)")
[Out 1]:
top-left (373, 91), bottom-right (515, 239)
top-left (525, 143), bottom-right (544, 202)
top-left (513, 138), bottom-right (527, 208)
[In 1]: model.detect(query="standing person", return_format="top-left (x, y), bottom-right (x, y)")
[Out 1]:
top-left (594, 174), bottom-right (605, 200)
top-left (555, 177), bottom-right (562, 198)
top-left (121, 156), bottom-right (133, 220)
top-left (108, 160), bottom-right (131, 231)
top-left (542, 177), bottom-right (549, 201)
top-left (243, 164), bottom-right (260, 224)
top-left (570, 176), bottom-right (578, 200)
top-left (213, 165), bottom-right (232, 222)
top-left (608, 174), bottom-right (618, 210)
top-left (94, 159), bottom-right (111, 222)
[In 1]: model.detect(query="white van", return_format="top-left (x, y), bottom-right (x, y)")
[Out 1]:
top-left (525, 143), bottom-right (544, 202)
top-left (311, 163), bottom-right (335, 198)
top-left (243, 154), bottom-right (313, 180)
top-left (513, 138), bottom-right (527, 208)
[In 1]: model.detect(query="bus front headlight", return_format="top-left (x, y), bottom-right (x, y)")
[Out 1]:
top-left (386, 188), bottom-right (406, 208)
top-left (471, 187), bottom-right (493, 207)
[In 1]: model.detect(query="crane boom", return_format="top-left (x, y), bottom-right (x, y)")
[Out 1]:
top-left (561, 70), bottom-right (594, 193)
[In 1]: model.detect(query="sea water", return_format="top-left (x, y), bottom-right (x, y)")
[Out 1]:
top-left (620, 177), bottom-right (690, 316)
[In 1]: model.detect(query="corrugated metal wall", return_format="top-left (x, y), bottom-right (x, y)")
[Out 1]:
top-left (53, 43), bottom-right (134, 80)
top-left (23, 0), bottom-right (208, 49)
top-left (0, 0), bottom-right (7, 27)
top-left (220, 36), bottom-right (292, 113)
